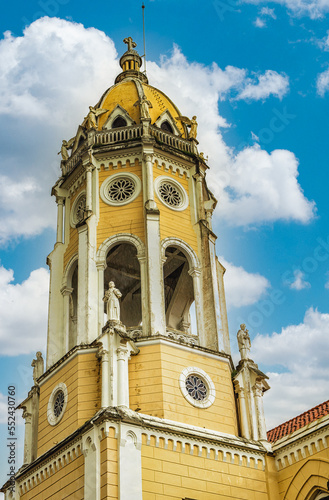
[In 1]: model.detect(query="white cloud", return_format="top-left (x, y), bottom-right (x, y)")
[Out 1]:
top-left (287, 269), bottom-right (311, 290)
top-left (316, 68), bottom-right (329, 96)
top-left (0, 18), bottom-right (313, 243)
top-left (220, 257), bottom-right (270, 308)
top-left (252, 308), bottom-right (329, 428)
top-left (242, 0), bottom-right (329, 19)
top-left (254, 17), bottom-right (266, 27)
top-left (236, 70), bottom-right (289, 101)
top-left (0, 266), bottom-right (49, 355)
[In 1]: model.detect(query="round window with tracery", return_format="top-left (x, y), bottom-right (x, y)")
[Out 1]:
top-left (108, 177), bottom-right (135, 203)
top-left (53, 390), bottom-right (65, 417)
top-left (158, 181), bottom-right (182, 207)
top-left (179, 367), bottom-right (215, 409)
top-left (185, 374), bottom-right (208, 401)
top-left (154, 176), bottom-right (188, 211)
top-left (100, 173), bottom-right (141, 207)
top-left (75, 195), bottom-right (86, 224)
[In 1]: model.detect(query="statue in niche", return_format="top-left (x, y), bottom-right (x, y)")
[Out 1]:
top-left (103, 281), bottom-right (122, 321)
top-left (237, 324), bottom-right (251, 360)
top-left (176, 115), bottom-right (198, 140)
top-left (58, 137), bottom-right (75, 161)
top-left (134, 95), bottom-right (153, 120)
top-left (31, 352), bottom-right (44, 384)
top-left (82, 105), bottom-right (108, 130)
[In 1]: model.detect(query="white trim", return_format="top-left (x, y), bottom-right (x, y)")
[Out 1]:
top-left (100, 172), bottom-right (141, 207)
top-left (96, 233), bottom-right (146, 265)
top-left (161, 237), bottom-right (200, 270)
top-left (70, 190), bottom-right (86, 228)
top-left (135, 338), bottom-right (231, 365)
top-left (102, 104), bottom-right (135, 130)
top-left (179, 366), bottom-right (216, 409)
top-left (154, 175), bottom-right (188, 211)
top-left (47, 382), bottom-right (68, 426)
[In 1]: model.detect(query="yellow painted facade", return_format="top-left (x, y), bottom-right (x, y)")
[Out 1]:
top-left (37, 351), bottom-right (100, 457)
top-left (141, 434), bottom-right (269, 500)
top-left (154, 166), bottom-right (198, 255)
top-left (97, 160), bottom-right (145, 249)
top-left (19, 451), bottom-right (84, 500)
top-left (100, 428), bottom-right (118, 500)
top-left (129, 343), bottom-right (238, 435)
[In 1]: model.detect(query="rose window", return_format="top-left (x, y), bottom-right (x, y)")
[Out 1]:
top-left (185, 375), bottom-right (208, 401)
top-left (107, 177), bottom-right (136, 202)
top-left (53, 390), bottom-right (65, 417)
top-left (75, 196), bottom-right (86, 223)
top-left (158, 181), bottom-right (182, 207)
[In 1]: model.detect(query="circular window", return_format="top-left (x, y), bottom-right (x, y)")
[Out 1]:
top-left (154, 176), bottom-right (188, 211)
top-left (100, 172), bottom-right (141, 207)
top-left (179, 367), bottom-right (215, 409)
top-left (47, 383), bottom-right (68, 426)
top-left (70, 191), bottom-right (86, 227)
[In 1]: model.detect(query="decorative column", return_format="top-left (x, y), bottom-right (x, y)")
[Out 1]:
top-left (234, 382), bottom-right (250, 439)
top-left (61, 286), bottom-right (73, 352)
top-left (98, 348), bottom-right (110, 408)
top-left (85, 164), bottom-right (93, 213)
top-left (56, 197), bottom-right (64, 244)
top-left (188, 267), bottom-right (203, 340)
top-left (253, 382), bottom-right (267, 441)
top-left (117, 346), bottom-right (129, 407)
top-left (22, 410), bottom-right (32, 464)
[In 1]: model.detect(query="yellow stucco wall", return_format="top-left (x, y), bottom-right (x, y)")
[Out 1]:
top-left (100, 427), bottom-right (118, 500)
top-left (275, 441), bottom-right (329, 499)
top-left (19, 451), bottom-right (84, 500)
top-left (154, 166), bottom-right (198, 255)
top-left (97, 160), bottom-right (145, 249)
top-left (141, 434), bottom-right (269, 500)
top-left (37, 351), bottom-right (100, 457)
top-left (129, 343), bottom-right (238, 435)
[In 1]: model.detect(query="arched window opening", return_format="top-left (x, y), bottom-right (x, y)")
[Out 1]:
top-left (105, 243), bottom-right (141, 326)
top-left (163, 246), bottom-right (196, 334)
top-left (112, 116), bottom-right (127, 128)
top-left (161, 120), bottom-right (173, 134)
top-left (69, 264), bottom-right (78, 350)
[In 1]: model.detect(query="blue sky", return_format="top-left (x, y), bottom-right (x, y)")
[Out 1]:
top-left (1, 0), bottom-right (329, 488)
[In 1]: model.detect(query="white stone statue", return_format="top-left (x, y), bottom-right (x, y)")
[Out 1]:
top-left (134, 95), bottom-right (153, 120)
top-left (82, 106), bottom-right (108, 130)
top-left (31, 352), bottom-right (44, 384)
top-left (58, 137), bottom-right (75, 161)
top-left (237, 324), bottom-right (251, 360)
top-left (177, 115), bottom-right (198, 140)
top-left (103, 281), bottom-right (122, 321)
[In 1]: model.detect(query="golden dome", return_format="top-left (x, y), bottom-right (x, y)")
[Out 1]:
top-left (94, 38), bottom-right (188, 138)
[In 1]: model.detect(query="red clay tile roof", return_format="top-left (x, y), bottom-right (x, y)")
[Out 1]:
top-left (267, 400), bottom-right (329, 443)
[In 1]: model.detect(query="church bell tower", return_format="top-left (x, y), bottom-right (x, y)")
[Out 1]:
top-left (3, 38), bottom-right (275, 500)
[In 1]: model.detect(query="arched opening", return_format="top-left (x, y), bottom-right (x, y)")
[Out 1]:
top-left (163, 246), bottom-right (196, 334)
top-left (112, 116), bottom-right (127, 128)
top-left (161, 120), bottom-right (173, 134)
top-left (105, 243), bottom-right (141, 326)
top-left (68, 263), bottom-right (78, 349)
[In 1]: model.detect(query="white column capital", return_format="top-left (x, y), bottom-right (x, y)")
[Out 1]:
top-left (188, 267), bottom-right (201, 278)
top-left (60, 286), bottom-right (73, 297)
top-left (117, 346), bottom-right (129, 361)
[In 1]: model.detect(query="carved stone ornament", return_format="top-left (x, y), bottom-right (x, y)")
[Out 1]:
top-left (237, 323), bottom-right (251, 360)
top-left (31, 351), bottom-right (44, 384)
top-left (103, 281), bottom-right (122, 321)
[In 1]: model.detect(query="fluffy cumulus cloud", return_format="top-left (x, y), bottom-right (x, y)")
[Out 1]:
top-left (252, 308), bottom-right (329, 428)
top-left (0, 266), bottom-right (49, 355)
top-left (220, 257), bottom-right (270, 308)
top-left (0, 17), bottom-right (314, 244)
